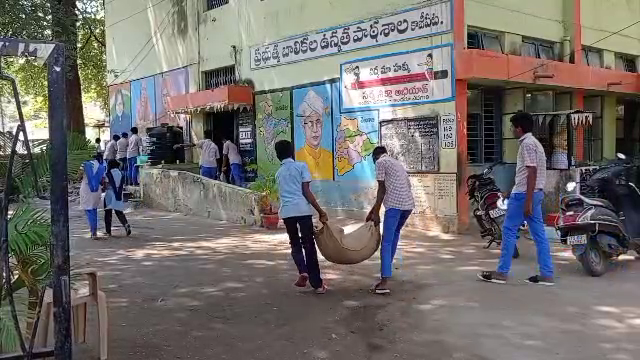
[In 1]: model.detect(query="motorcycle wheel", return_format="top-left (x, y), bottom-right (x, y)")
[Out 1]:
top-left (491, 217), bottom-right (519, 259)
top-left (577, 241), bottom-right (609, 277)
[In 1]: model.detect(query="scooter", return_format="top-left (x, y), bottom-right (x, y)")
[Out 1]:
top-left (556, 154), bottom-right (640, 276)
top-left (467, 162), bottom-right (520, 259)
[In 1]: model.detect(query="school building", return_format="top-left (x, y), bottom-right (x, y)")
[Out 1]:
top-left (106, 0), bottom-right (640, 233)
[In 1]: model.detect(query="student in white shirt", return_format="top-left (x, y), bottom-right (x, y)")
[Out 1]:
top-left (222, 136), bottom-right (244, 186)
top-left (174, 129), bottom-right (220, 180)
top-left (116, 132), bottom-right (129, 184)
top-left (104, 134), bottom-right (119, 160)
top-left (127, 127), bottom-right (143, 185)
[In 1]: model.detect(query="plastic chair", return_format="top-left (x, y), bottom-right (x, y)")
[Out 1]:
top-left (36, 269), bottom-right (108, 360)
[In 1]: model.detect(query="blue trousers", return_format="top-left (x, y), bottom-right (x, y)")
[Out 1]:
top-left (497, 191), bottom-right (554, 278)
top-left (230, 163), bottom-right (244, 186)
top-left (381, 208), bottom-right (412, 278)
top-left (200, 166), bottom-right (218, 180)
top-left (85, 209), bottom-right (98, 237)
top-left (127, 156), bottom-right (138, 185)
top-left (118, 157), bottom-right (128, 184)
top-left (283, 215), bottom-right (323, 289)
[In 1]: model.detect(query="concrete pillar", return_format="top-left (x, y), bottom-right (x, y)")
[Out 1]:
top-left (602, 95), bottom-right (617, 159)
top-left (456, 80), bottom-right (469, 230)
top-left (502, 88), bottom-right (525, 163)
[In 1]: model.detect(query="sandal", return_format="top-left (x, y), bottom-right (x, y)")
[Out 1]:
top-left (369, 282), bottom-right (391, 295)
top-left (294, 273), bottom-right (309, 288)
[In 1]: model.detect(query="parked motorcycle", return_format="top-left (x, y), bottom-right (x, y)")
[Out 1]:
top-left (467, 162), bottom-right (520, 259)
top-left (557, 154), bottom-right (640, 276)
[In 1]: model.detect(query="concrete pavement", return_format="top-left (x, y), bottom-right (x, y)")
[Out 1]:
top-left (66, 206), bottom-right (640, 360)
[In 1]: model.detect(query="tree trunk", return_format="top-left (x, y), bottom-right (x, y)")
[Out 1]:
top-left (49, 0), bottom-right (85, 136)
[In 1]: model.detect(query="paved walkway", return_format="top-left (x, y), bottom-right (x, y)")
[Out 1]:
top-left (67, 206), bottom-right (640, 360)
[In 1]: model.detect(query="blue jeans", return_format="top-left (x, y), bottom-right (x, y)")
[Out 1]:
top-left (497, 191), bottom-right (554, 278)
top-left (118, 157), bottom-right (128, 184)
top-left (200, 166), bottom-right (218, 180)
top-left (127, 156), bottom-right (138, 185)
top-left (381, 208), bottom-right (412, 278)
top-left (230, 163), bottom-right (244, 186)
top-left (85, 209), bottom-right (98, 237)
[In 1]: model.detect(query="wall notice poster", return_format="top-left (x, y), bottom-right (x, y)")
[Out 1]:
top-left (293, 84), bottom-right (334, 180)
top-left (380, 117), bottom-right (439, 172)
top-left (255, 91), bottom-right (292, 175)
top-left (108, 83), bottom-right (132, 137)
top-left (238, 110), bottom-right (257, 182)
top-left (409, 173), bottom-right (456, 216)
top-left (340, 44), bottom-right (454, 111)
top-left (155, 67), bottom-right (189, 127)
top-left (131, 76), bottom-right (156, 133)
top-left (334, 110), bottom-right (379, 181)
top-left (250, 1), bottom-right (452, 69)
top-left (439, 113), bottom-right (456, 149)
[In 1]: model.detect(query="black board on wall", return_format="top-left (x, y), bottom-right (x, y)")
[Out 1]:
top-left (237, 110), bottom-right (257, 182)
top-left (379, 116), bottom-right (439, 172)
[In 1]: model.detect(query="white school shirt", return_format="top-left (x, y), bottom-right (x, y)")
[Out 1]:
top-left (223, 140), bottom-right (242, 165)
top-left (127, 134), bottom-right (143, 158)
top-left (197, 139), bottom-right (220, 167)
top-left (116, 138), bottom-right (128, 159)
top-left (104, 140), bottom-right (117, 160)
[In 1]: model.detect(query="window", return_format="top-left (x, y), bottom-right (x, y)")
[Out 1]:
top-left (467, 30), bottom-right (503, 53)
top-left (521, 38), bottom-right (556, 60)
top-left (615, 54), bottom-right (638, 73)
top-left (467, 89), bottom-right (502, 164)
top-left (582, 48), bottom-right (602, 68)
top-left (203, 66), bottom-right (236, 90)
top-left (206, 0), bottom-right (228, 11)
top-left (583, 96), bottom-right (603, 163)
top-left (525, 91), bottom-right (554, 113)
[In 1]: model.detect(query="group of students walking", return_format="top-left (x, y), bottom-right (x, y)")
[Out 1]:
top-left (79, 153), bottom-right (132, 239)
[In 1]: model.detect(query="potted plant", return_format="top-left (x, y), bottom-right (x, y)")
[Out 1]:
top-left (249, 172), bottom-right (280, 229)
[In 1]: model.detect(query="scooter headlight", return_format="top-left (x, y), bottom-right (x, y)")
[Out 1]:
top-left (565, 181), bottom-right (577, 192)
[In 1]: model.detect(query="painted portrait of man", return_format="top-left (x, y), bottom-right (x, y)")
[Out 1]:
top-left (294, 89), bottom-right (333, 180)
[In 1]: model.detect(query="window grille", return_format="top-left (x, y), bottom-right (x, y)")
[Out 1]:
top-left (203, 66), bottom-right (236, 90)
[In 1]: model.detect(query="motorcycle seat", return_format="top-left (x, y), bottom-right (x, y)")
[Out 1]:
top-left (579, 195), bottom-right (615, 211)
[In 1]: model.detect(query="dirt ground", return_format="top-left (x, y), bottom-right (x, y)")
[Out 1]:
top-left (65, 206), bottom-right (640, 360)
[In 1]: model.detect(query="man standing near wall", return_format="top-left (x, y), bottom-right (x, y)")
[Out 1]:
top-left (222, 136), bottom-right (244, 186)
top-left (478, 112), bottom-right (554, 286)
top-left (105, 134), bottom-right (119, 161)
top-left (366, 146), bottom-right (414, 295)
top-left (127, 127), bottom-right (143, 185)
top-left (295, 90), bottom-right (333, 180)
top-left (174, 129), bottom-right (220, 180)
top-left (117, 132), bottom-right (129, 184)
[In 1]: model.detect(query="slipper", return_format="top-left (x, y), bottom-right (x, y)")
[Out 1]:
top-left (294, 273), bottom-right (309, 288)
top-left (369, 283), bottom-right (391, 295)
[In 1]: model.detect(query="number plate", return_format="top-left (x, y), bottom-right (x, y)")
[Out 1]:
top-left (567, 234), bottom-right (587, 245)
top-left (488, 208), bottom-right (505, 218)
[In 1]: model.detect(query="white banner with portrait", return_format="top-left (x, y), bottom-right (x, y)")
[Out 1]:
top-left (250, 1), bottom-right (452, 69)
top-left (340, 44), bottom-right (454, 111)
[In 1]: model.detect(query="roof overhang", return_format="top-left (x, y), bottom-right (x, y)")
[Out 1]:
top-left (166, 85), bottom-right (254, 115)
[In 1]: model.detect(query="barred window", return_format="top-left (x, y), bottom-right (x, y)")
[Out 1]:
top-left (615, 54), bottom-right (638, 73)
top-left (206, 0), bottom-right (228, 11)
top-left (203, 66), bottom-right (236, 90)
top-left (467, 89), bottom-right (502, 164)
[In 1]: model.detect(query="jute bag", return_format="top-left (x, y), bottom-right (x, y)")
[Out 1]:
top-left (314, 221), bottom-right (381, 265)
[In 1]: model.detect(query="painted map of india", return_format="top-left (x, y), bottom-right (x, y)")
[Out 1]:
top-left (336, 116), bottom-right (377, 176)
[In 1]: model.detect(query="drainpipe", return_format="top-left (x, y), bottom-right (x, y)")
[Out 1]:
top-left (562, 36), bottom-right (571, 63)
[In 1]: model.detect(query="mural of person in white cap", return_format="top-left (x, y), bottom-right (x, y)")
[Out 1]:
top-left (295, 89), bottom-right (333, 180)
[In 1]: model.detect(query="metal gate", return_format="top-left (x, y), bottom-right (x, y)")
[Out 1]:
top-left (0, 38), bottom-right (72, 359)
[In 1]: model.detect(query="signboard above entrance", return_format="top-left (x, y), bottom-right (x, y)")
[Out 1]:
top-left (250, 0), bottom-right (452, 69)
top-left (340, 43), bottom-right (454, 111)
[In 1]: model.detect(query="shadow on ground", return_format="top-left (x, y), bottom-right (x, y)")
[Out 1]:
top-left (65, 207), bottom-right (640, 360)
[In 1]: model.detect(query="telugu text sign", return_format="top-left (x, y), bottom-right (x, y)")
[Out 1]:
top-left (340, 44), bottom-right (453, 111)
top-left (439, 113), bottom-right (456, 149)
top-left (250, 1), bottom-right (452, 69)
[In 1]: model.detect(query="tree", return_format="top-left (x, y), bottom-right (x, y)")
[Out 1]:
top-left (0, 0), bottom-right (106, 133)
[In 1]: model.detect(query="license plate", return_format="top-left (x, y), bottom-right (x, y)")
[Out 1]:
top-left (567, 234), bottom-right (587, 245)
top-left (488, 208), bottom-right (505, 218)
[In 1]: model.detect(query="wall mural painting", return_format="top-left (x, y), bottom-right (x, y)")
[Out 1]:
top-left (108, 82), bottom-right (132, 137)
top-left (155, 67), bottom-right (189, 128)
top-left (293, 84), bottom-right (334, 180)
top-left (131, 76), bottom-right (156, 134)
top-left (334, 110), bottom-right (379, 182)
top-left (255, 91), bottom-right (292, 175)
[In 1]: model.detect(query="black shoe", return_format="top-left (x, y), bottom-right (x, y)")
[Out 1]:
top-left (477, 271), bottom-right (507, 284)
top-left (125, 224), bottom-right (131, 237)
top-left (524, 275), bottom-right (555, 286)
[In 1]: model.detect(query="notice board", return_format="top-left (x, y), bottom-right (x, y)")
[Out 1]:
top-left (380, 116), bottom-right (439, 172)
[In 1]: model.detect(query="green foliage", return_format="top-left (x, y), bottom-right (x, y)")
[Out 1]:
top-left (0, 0), bottom-right (107, 118)
top-left (249, 170), bottom-right (279, 214)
